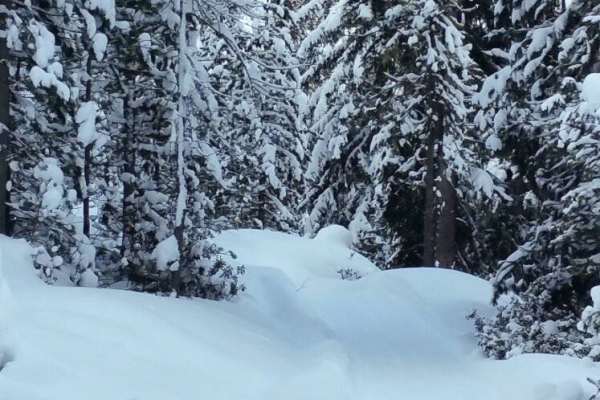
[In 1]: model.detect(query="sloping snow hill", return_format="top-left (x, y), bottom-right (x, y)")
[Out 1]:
top-left (0, 226), bottom-right (598, 400)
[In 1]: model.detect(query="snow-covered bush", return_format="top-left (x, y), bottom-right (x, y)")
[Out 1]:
top-left (131, 235), bottom-right (245, 300)
top-left (471, 289), bottom-right (589, 359)
top-left (9, 157), bottom-right (97, 285)
top-left (578, 285), bottom-right (600, 359)
top-left (337, 268), bottom-right (363, 281)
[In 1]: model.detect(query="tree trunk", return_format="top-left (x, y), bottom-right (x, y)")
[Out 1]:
top-left (423, 90), bottom-right (456, 267)
top-left (82, 56), bottom-right (93, 237)
top-left (423, 116), bottom-right (436, 267)
top-left (171, 1), bottom-right (188, 296)
top-left (171, 221), bottom-right (184, 295)
top-left (0, 6), bottom-right (10, 235)
top-left (436, 175), bottom-right (456, 267)
top-left (121, 98), bottom-right (136, 267)
top-left (83, 144), bottom-right (91, 236)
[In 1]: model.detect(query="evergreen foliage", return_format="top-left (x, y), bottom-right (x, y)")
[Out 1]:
top-left (298, 0), bottom-right (506, 271)
top-left (1, 0), bottom-right (303, 298)
top-left (473, 0), bottom-right (600, 358)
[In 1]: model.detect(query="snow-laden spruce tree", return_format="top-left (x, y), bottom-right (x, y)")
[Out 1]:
top-left (2, 0), bottom-right (104, 284)
top-left (58, 0), bottom-right (114, 285)
top-left (368, 0), bottom-right (510, 269)
top-left (100, 0), bottom-right (231, 296)
top-left (211, 0), bottom-right (307, 233)
top-left (100, 0), bottom-right (302, 296)
top-left (0, 0), bottom-right (10, 236)
top-left (473, 0), bottom-right (600, 359)
top-left (298, 0), bottom-right (506, 269)
top-left (296, 0), bottom-right (409, 263)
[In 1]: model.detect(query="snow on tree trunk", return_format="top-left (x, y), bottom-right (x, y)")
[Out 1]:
top-left (171, 0), bottom-right (189, 295)
top-left (423, 96), bottom-right (456, 268)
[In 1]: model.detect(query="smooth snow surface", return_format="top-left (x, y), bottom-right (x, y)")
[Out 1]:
top-left (0, 229), bottom-right (598, 400)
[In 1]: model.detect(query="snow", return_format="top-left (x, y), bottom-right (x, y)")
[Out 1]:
top-left (88, 0), bottom-right (116, 28)
top-left (485, 134), bottom-right (503, 151)
top-left (151, 235), bottom-right (180, 271)
top-left (92, 33), bottom-right (108, 61)
top-left (0, 229), bottom-right (598, 400)
top-left (581, 73), bottom-right (600, 112)
top-left (75, 101), bottom-right (97, 147)
top-left (314, 224), bottom-right (354, 248)
top-left (535, 380), bottom-right (584, 400)
top-left (357, 4), bottom-right (373, 20)
top-left (29, 21), bottom-right (55, 68)
top-left (81, 9), bottom-right (97, 38)
top-left (592, 286), bottom-right (600, 308)
top-left (471, 167), bottom-right (495, 197)
top-left (0, 247), bottom-right (15, 371)
top-left (78, 269), bottom-right (99, 288)
top-left (29, 66), bottom-right (71, 101)
top-left (33, 158), bottom-right (66, 213)
top-left (199, 141), bottom-right (225, 185)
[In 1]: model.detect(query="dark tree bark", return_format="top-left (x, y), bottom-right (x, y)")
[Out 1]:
top-left (423, 85), bottom-right (457, 267)
top-left (423, 115), bottom-right (437, 267)
top-left (120, 98), bottom-right (137, 268)
top-left (82, 55), bottom-right (93, 238)
top-left (436, 176), bottom-right (456, 267)
top-left (0, 4), bottom-right (11, 235)
top-left (83, 145), bottom-right (91, 236)
top-left (171, 221), bottom-right (184, 295)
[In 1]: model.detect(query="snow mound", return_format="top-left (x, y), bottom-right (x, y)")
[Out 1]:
top-left (0, 246), bottom-right (15, 371)
top-left (0, 230), bottom-right (598, 400)
top-left (214, 229), bottom-right (379, 286)
top-left (535, 380), bottom-right (584, 400)
top-left (299, 267), bottom-right (496, 361)
top-left (78, 269), bottom-right (99, 288)
top-left (314, 224), bottom-right (353, 248)
top-left (582, 73), bottom-right (600, 111)
top-left (239, 266), bottom-right (333, 348)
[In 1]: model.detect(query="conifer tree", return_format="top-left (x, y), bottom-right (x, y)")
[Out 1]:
top-left (299, 0), bottom-right (505, 269)
top-left (0, 0), bottom-right (10, 235)
top-left (209, 0), bottom-right (306, 233)
top-left (4, 0), bottom-right (101, 283)
top-left (473, 0), bottom-right (600, 358)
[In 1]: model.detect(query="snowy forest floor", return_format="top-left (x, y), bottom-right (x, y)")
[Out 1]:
top-left (0, 227), bottom-right (598, 400)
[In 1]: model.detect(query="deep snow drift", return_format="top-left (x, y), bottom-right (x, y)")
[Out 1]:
top-left (0, 226), bottom-right (598, 400)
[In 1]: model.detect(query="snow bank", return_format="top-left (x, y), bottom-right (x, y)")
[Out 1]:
top-left (0, 229), bottom-right (598, 400)
top-left (313, 224), bottom-right (354, 248)
top-left (214, 228), bottom-right (379, 286)
top-left (0, 246), bottom-right (15, 371)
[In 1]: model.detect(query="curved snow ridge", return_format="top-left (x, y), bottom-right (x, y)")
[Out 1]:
top-left (236, 266), bottom-right (336, 349)
top-left (216, 229), bottom-right (495, 360)
top-left (296, 268), bottom-right (495, 362)
top-left (214, 228), bottom-right (380, 286)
